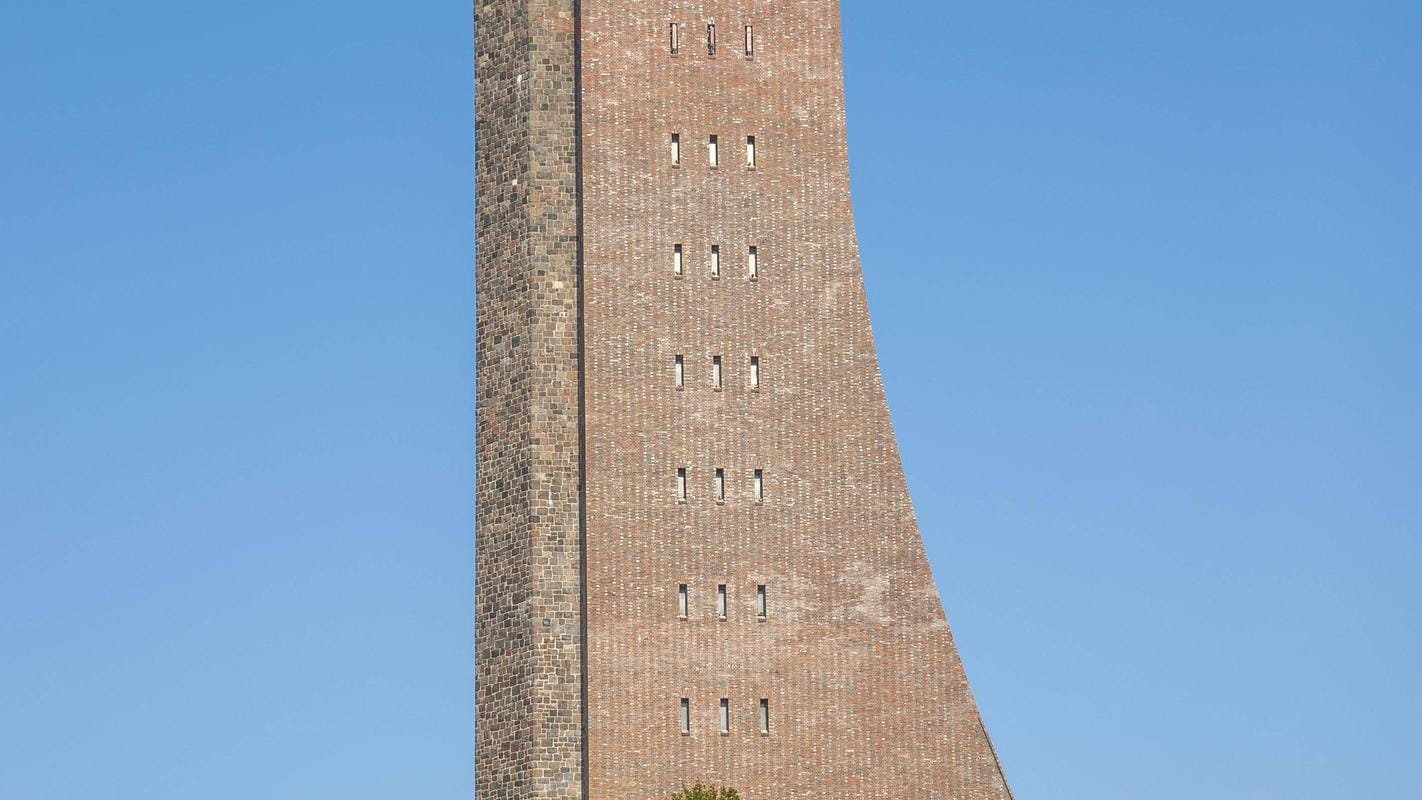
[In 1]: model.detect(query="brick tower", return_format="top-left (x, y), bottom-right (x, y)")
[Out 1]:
top-left (474, 3), bottom-right (1014, 799)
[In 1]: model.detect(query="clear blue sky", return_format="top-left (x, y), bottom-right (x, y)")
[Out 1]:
top-left (1, 1), bottom-right (1417, 798)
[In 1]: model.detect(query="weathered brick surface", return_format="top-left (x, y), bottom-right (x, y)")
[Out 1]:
top-left (477, 2), bottom-right (1013, 798)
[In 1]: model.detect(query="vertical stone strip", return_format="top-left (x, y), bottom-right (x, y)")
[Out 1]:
top-left (474, 1), bottom-right (583, 798)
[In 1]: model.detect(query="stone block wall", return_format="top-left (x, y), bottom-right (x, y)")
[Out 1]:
top-left (474, 1), bottom-right (584, 798)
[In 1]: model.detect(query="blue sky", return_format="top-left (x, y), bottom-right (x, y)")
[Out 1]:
top-left (1, 1), bottom-right (1417, 798)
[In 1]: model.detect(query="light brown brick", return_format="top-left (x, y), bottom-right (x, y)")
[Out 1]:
top-left (476, 3), bottom-right (1013, 798)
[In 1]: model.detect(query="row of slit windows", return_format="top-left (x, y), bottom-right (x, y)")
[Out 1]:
top-left (674, 355), bottom-right (759, 390)
top-left (669, 22), bottom-right (767, 742)
top-left (669, 23), bottom-right (754, 58)
top-left (680, 698), bottom-right (771, 735)
top-left (673, 244), bottom-right (758, 278)
top-left (678, 583), bottom-right (769, 620)
top-left (671, 134), bottom-right (755, 168)
top-left (677, 468), bottom-right (764, 503)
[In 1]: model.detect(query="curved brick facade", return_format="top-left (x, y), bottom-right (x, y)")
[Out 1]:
top-left (476, 3), bottom-right (1013, 798)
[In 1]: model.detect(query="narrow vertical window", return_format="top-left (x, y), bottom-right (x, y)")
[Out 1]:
top-left (709, 135), bottom-right (718, 167)
top-left (712, 355), bottom-right (723, 389)
top-left (719, 698), bottom-right (730, 734)
top-left (756, 585), bottom-right (768, 619)
top-left (758, 699), bottom-right (770, 734)
top-left (749, 355), bottom-right (760, 389)
top-left (747, 245), bottom-right (758, 279)
top-left (714, 468), bottom-right (725, 503)
top-left (746, 135), bottom-right (756, 168)
top-left (677, 468), bottom-right (688, 502)
top-left (673, 243), bottom-right (683, 276)
top-left (671, 133), bottom-right (681, 165)
top-left (674, 355), bottom-right (685, 388)
top-left (753, 469), bottom-right (764, 502)
top-left (710, 244), bottom-right (720, 278)
top-left (678, 584), bottom-right (689, 618)
top-left (716, 584), bottom-right (727, 618)
top-left (669, 23), bottom-right (680, 55)
top-left (680, 698), bottom-right (691, 734)
top-left (707, 23), bottom-right (716, 56)
top-left (744, 25), bottom-right (754, 58)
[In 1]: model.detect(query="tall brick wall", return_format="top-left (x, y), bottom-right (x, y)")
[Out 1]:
top-left (474, 1), bottom-right (584, 799)
top-left (477, 1), bottom-right (1014, 798)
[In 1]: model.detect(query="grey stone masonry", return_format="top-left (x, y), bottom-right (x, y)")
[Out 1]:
top-left (474, 1), bottom-right (583, 799)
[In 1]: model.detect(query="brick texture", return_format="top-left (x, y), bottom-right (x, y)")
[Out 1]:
top-left (476, 2), bottom-right (1014, 798)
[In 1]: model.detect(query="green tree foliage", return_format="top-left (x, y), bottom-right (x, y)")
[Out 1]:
top-left (670, 782), bottom-right (742, 800)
